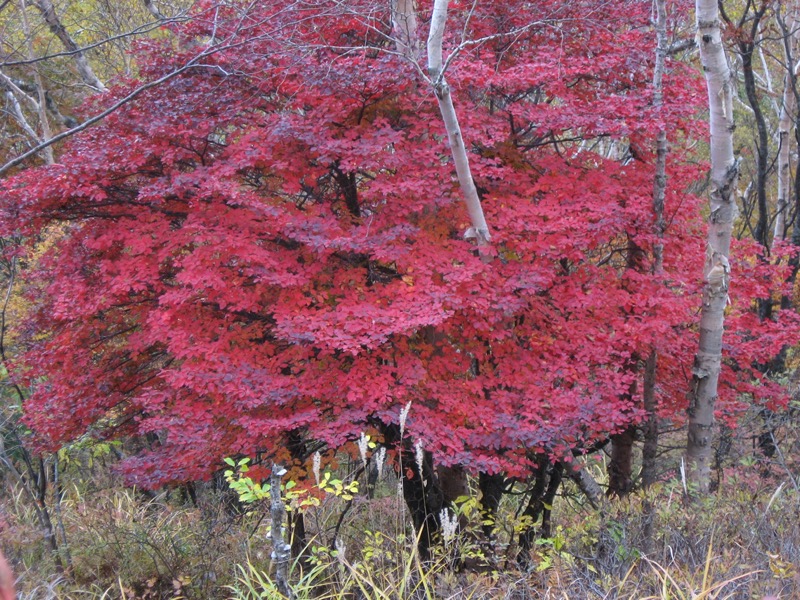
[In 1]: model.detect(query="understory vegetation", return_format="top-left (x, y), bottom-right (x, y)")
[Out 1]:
top-left (3, 410), bottom-right (799, 599)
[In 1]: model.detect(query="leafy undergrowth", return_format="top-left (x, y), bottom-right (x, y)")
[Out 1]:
top-left (2, 468), bottom-right (799, 600)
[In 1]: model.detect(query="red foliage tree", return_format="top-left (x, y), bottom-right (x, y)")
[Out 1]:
top-left (1, 0), bottom-right (796, 527)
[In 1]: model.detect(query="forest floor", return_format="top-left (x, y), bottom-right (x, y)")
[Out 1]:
top-left (2, 419), bottom-right (799, 600)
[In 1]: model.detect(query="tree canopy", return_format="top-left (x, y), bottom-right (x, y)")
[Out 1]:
top-left (1, 0), bottom-right (797, 490)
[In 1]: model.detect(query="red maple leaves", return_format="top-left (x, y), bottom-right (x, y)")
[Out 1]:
top-left (1, 0), bottom-right (794, 486)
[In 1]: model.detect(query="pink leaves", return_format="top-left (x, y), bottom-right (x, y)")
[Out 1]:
top-left (2, 0), bottom-right (796, 488)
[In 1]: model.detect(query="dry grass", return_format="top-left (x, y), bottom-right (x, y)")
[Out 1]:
top-left (2, 438), bottom-right (799, 599)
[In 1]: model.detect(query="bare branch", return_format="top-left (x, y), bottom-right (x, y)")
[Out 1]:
top-left (0, 46), bottom-right (216, 177)
top-left (20, 0), bottom-right (54, 164)
top-left (4, 90), bottom-right (40, 140)
top-left (667, 37), bottom-right (696, 55)
top-left (0, 70), bottom-right (40, 112)
top-left (32, 0), bottom-right (107, 91)
top-left (0, 14), bottom-right (190, 69)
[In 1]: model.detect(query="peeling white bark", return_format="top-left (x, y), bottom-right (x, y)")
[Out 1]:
top-left (427, 0), bottom-right (491, 244)
top-left (686, 0), bottom-right (739, 493)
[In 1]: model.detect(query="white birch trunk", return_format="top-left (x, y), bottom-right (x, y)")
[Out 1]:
top-left (775, 83), bottom-right (795, 246)
top-left (427, 0), bottom-right (491, 244)
top-left (774, 9), bottom-right (798, 248)
top-left (269, 464), bottom-right (294, 599)
top-left (651, 0), bottom-right (668, 274)
top-left (686, 0), bottom-right (739, 493)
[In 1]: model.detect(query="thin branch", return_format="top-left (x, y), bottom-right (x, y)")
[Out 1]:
top-left (0, 46), bottom-right (218, 176)
top-left (0, 14), bottom-right (191, 69)
top-left (20, 0), bottom-right (54, 164)
top-left (143, 0), bottom-right (167, 21)
top-left (32, 0), bottom-right (107, 91)
top-left (0, 70), bottom-right (40, 112)
top-left (439, 19), bottom-right (552, 83)
top-left (4, 90), bottom-right (40, 140)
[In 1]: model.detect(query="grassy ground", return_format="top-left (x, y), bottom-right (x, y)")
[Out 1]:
top-left (2, 454), bottom-right (799, 599)
top-left (1, 408), bottom-right (799, 599)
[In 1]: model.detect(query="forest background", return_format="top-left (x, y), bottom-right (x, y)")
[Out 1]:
top-left (1, 0), bottom-right (800, 598)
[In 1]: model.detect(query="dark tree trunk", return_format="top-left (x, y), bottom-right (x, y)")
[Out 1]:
top-left (285, 430), bottom-right (312, 572)
top-left (478, 472), bottom-right (505, 538)
top-left (711, 422), bottom-right (733, 492)
top-left (400, 451), bottom-right (446, 559)
top-left (380, 423), bottom-right (449, 559)
top-left (757, 407), bottom-right (777, 458)
top-left (332, 162), bottom-right (361, 218)
top-left (741, 45), bottom-right (770, 249)
top-left (641, 350), bottom-right (659, 489)
top-left (517, 457), bottom-right (562, 567)
top-left (608, 425), bottom-right (636, 497)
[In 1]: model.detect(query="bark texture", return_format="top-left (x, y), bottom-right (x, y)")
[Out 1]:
top-left (269, 464), bottom-right (294, 599)
top-left (567, 465), bottom-right (607, 510)
top-left (608, 425), bottom-right (636, 497)
top-left (687, 0), bottom-right (739, 494)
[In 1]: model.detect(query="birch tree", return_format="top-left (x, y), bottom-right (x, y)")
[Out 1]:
top-left (686, 0), bottom-right (739, 494)
top-left (426, 0), bottom-right (491, 244)
top-left (774, 6), bottom-right (798, 248)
